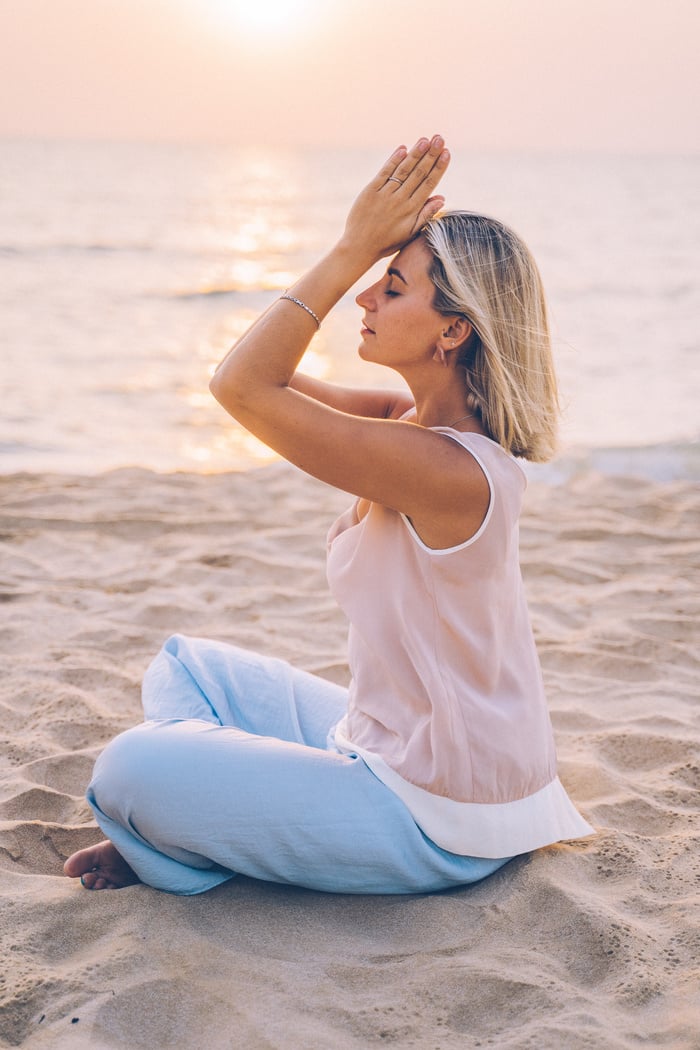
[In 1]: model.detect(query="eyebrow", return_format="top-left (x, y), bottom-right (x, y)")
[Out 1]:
top-left (387, 266), bottom-right (408, 285)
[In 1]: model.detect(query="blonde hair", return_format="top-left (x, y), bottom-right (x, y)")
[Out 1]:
top-left (421, 211), bottom-right (559, 462)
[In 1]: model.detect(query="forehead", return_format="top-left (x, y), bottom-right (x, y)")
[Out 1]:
top-left (393, 237), bottom-right (433, 283)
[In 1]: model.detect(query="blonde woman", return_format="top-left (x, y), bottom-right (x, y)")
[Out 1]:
top-left (65, 136), bottom-right (592, 894)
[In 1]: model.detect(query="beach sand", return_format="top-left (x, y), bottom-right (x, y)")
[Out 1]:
top-left (1, 465), bottom-right (698, 1049)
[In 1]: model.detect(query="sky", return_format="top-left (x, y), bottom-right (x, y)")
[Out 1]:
top-left (1, 0), bottom-right (698, 152)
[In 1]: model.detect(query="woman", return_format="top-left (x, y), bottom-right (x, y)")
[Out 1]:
top-left (65, 135), bottom-right (593, 894)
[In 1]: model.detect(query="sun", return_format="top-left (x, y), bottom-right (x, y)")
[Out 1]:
top-left (205, 0), bottom-right (313, 36)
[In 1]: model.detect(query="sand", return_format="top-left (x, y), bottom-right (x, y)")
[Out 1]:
top-left (0, 464), bottom-right (698, 1049)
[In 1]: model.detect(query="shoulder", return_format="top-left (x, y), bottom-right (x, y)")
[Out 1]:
top-left (436, 430), bottom-right (527, 492)
top-left (399, 429), bottom-right (495, 550)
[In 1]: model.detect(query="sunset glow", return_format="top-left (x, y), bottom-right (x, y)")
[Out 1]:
top-left (0, 0), bottom-right (697, 152)
top-left (203, 0), bottom-right (315, 37)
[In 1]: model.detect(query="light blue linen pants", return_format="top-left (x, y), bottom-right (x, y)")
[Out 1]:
top-left (86, 634), bottom-right (513, 895)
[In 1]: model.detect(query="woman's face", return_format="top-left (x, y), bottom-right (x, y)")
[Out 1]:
top-left (355, 238), bottom-right (445, 371)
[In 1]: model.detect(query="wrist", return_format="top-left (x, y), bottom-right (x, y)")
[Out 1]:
top-left (330, 237), bottom-right (379, 281)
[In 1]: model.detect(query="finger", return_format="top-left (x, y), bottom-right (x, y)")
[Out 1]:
top-left (389, 136), bottom-right (432, 185)
top-left (372, 145), bottom-right (408, 189)
top-left (415, 195), bottom-right (446, 229)
top-left (408, 147), bottom-right (450, 200)
top-left (402, 135), bottom-right (448, 193)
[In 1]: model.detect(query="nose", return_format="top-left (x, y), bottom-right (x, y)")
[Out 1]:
top-left (355, 280), bottom-right (378, 310)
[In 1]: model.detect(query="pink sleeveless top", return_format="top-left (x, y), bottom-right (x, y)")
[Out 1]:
top-left (326, 429), bottom-right (593, 858)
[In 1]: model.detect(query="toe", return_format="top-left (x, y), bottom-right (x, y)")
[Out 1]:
top-left (64, 845), bottom-right (103, 878)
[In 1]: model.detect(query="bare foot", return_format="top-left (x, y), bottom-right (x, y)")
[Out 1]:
top-left (64, 840), bottom-right (140, 890)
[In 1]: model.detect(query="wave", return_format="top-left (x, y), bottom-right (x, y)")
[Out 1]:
top-left (525, 439), bottom-right (700, 484)
top-left (0, 241), bottom-right (159, 256)
top-left (164, 284), bottom-right (283, 301)
top-left (4, 438), bottom-right (699, 481)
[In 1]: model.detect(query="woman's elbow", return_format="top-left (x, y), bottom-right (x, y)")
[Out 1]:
top-left (209, 366), bottom-right (270, 424)
top-left (208, 368), bottom-right (224, 402)
top-left (209, 355), bottom-right (286, 420)
top-left (209, 367), bottom-right (242, 415)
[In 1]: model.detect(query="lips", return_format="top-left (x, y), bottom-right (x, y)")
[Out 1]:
top-left (361, 319), bottom-right (375, 335)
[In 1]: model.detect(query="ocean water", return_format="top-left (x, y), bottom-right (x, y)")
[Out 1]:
top-left (2, 140), bottom-right (698, 479)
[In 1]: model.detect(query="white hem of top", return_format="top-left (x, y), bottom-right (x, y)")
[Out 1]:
top-left (334, 723), bottom-right (595, 858)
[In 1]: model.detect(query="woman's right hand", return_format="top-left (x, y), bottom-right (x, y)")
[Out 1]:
top-left (339, 135), bottom-right (450, 266)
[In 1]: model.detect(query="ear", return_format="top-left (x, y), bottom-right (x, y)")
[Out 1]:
top-left (437, 316), bottom-right (473, 353)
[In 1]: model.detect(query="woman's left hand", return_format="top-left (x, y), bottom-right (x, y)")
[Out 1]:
top-left (339, 135), bottom-right (450, 265)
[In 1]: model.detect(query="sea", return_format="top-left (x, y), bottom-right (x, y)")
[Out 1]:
top-left (2, 139), bottom-right (698, 481)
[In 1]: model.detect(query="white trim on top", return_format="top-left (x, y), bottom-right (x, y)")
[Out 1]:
top-left (334, 719), bottom-right (595, 858)
top-left (398, 430), bottom-right (495, 555)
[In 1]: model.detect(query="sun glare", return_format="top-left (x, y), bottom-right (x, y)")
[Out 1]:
top-left (206, 0), bottom-right (313, 36)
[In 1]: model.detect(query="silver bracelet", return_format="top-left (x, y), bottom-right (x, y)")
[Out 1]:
top-left (280, 293), bottom-right (321, 329)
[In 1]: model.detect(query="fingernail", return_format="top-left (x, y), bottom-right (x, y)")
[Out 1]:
top-left (432, 135), bottom-right (443, 147)
top-left (441, 149), bottom-right (450, 161)
top-left (416, 137), bottom-right (429, 150)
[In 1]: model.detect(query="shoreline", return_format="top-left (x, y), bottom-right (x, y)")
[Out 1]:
top-left (2, 433), bottom-right (698, 484)
top-left (1, 465), bottom-right (698, 1047)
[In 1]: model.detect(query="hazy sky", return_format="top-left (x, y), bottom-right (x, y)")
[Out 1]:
top-left (2, 0), bottom-right (698, 151)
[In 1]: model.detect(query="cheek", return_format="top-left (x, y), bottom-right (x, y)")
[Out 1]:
top-left (404, 309), bottom-right (439, 343)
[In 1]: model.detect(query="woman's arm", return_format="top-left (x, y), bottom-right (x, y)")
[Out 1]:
top-left (289, 374), bottom-right (414, 421)
top-left (209, 136), bottom-right (486, 535)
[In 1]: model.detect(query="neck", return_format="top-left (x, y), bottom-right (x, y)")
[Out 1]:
top-left (411, 385), bottom-right (477, 431)
top-left (392, 363), bottom-right (484, 433)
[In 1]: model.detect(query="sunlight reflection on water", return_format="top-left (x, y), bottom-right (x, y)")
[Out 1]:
top-left (1, 140), bottom-right (698, 476)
